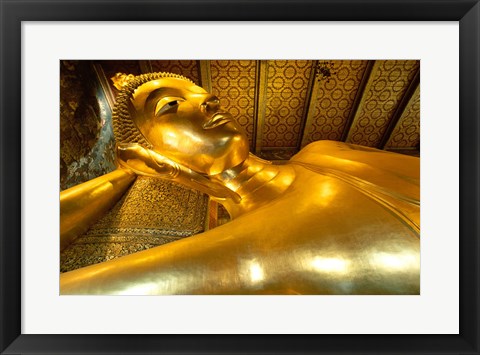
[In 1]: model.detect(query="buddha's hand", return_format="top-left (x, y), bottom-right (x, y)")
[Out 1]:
top-left (116, 143), bottom-right (179, 178)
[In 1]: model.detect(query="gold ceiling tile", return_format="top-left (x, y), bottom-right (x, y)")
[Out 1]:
top-left (384, 85), bottom-right (420, 149)
top-left (210, 60), bottom-right (257, 149)
top-left (262, 60), bottom-right (314, 148)
top-left (346, 60), bottom-right (420, 147)
top-left (302, 60), bottom-right (369, 147)
top-left (150, 60), bottom-right (200, 85)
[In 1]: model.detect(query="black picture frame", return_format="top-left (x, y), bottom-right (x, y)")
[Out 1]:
top-left (1, 1), bottom-right (479, 354)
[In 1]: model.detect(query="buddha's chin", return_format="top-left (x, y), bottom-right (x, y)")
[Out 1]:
top-left (205, 155), bottom-right (245, 175)
top-left (203, 137), bottom-right (250, 176)
top-left (205, 148), bottom-right (249, 175)
top-left (159, 133), bottom-right (250, 176)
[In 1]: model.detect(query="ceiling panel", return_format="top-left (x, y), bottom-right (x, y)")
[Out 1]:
top-left (262, 60), bottom-right (315, 148)
top-left (302, 60), bottom-right (369, 147)
top-left (346, 60), bottom-right (419, 147)
top-left (384, 85), bottom-right (421, 149)
top-left (149, 60), bottom-right (201, 85)
top-left (210, 60), bottom-right (257, 149)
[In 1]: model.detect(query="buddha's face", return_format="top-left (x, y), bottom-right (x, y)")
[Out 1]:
top-left (129, 77), bottom-right (249, 175)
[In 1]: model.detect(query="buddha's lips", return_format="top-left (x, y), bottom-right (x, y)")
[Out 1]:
top-left (203, 112), bottom-right (233, 129)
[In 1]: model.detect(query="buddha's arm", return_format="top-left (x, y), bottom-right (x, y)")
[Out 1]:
top-left (60, 214), bottom-right (316, 295)
top-left (60, 179), bottom-right (420, 295)
top-left (60, 169), bottom-right (136, 251)
top-left (292, 141), bottom-right (420, 194)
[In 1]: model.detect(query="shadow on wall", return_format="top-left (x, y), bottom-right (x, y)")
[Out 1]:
top-left (60, 60), bottom-right (116, 190)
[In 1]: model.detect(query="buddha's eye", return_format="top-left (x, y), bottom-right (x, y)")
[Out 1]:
top-left (155, 97), bottom-right (184, 117)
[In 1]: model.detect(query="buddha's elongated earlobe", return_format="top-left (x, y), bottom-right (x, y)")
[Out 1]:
top-left (116, 143), bottom-right (241, 203)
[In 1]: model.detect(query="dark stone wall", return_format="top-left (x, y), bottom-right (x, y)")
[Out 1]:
top-left (60, 60), bottom-right (116, 190)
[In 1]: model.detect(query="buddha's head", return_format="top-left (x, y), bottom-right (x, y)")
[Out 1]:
top-left (112, 72), bottom-right (249, 175)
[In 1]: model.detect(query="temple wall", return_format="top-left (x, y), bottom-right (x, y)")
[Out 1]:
top-left (60, 60), bottom-right (116, 190)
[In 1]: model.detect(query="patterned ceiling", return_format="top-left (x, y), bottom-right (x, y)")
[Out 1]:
top-left (96, 59), bottom-right (420, 160)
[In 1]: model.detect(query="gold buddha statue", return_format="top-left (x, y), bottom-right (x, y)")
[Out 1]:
top-left (60, 72), bottom-right (420, 295)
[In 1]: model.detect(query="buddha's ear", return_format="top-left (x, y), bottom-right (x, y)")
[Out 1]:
top-left (116, 143), bottom-right (241, 203)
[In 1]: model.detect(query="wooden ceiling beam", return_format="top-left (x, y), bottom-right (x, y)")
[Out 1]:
top-left (198, 60), bottom-right (212, 93)
top-left (378, 68), bottom-right (420, 149)
top-left (297, 60), bottom-right (319, 150)
top-left (92, 63), bottom-right (116, 110)
top-left (253, 60), bottom-right (269, 154)
top-left (341, 60), bottom-right (375, 141)
top-left (139, 60), bottom-right (153, 73)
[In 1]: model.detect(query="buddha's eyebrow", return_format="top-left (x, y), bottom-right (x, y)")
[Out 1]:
top-left (157, 87), bottom-right (184, 96)
top-left (188, 85), bottom-right (208, 94)
top-left (144, 88), bottom-right (185, 114)
top-left (147, 88), bottom-right (185, 103)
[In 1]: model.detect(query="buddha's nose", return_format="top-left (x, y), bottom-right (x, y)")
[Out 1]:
top-left (201, 95), bottom-right (221, 115)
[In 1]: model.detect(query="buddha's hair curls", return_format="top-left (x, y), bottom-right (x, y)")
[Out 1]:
top-left (111, 72), bottom-right (193, 146)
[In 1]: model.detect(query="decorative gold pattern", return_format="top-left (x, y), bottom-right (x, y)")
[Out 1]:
top-left (263, 60), bottom-right (314, 147)
top-left (150, 60), bottom-right (200, 85)
top-left (210, 60), bottom-right (257, 148)
top-left (347, 60), bottom-right (419, 147)
top-left (303, 60), bottom-right (369, 145)
top-left (60, 176), bottom-right (208, 272)
top-left (87, 176), bottom-right (207, 235)
top-left (385, 85), bottom-right (420, 148)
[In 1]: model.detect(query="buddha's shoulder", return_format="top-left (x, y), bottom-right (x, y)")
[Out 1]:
top-left (288, 140), bottom-right (420, 207)
top-left (292, 140), bottom-right (395, 160)
top-left (290, 140), bottom-right (419, 173)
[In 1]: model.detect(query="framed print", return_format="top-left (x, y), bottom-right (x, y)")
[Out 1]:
top-left (1, 0), bottom-right (479, 354)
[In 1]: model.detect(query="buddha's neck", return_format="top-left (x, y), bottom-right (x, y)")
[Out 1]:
top-left (210, 153), bottom-right (295, 218)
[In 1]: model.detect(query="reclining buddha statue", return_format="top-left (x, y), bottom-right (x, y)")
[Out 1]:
top-left (60, 72), bottom-right (420, 295)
